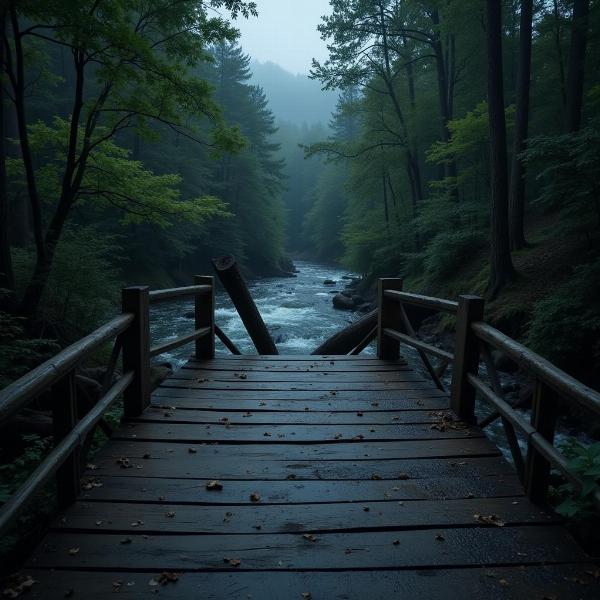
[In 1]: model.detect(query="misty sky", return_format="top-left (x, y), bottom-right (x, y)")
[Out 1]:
top-left (234, 0), bottom-right (331, 75)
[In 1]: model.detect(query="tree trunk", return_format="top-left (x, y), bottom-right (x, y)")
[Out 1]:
top-left (509, 0), bottom-right (533, 250)
top-left (312, 310), bottom-right (378, 355)
top-left (0, 9), bottom-right (15, 296)
top-left (486, 0), bottom-right (515, 297)
top-left (19, 196), bottom-right (72, 316)
top-left (565, 0), bottom-right (590, 132)
top-left (431, 9), bottom-right (458, 197)
top-left (211, 255), bottom-right (278, 355)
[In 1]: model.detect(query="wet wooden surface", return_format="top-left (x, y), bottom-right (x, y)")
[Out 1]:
top-left (22, 356), bottom-right (596, 598)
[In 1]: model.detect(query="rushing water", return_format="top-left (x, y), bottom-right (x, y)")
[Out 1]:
top-left (150, 260), bottom-right (584, 462)
top-left (149, 261), bottom-right (370, 366)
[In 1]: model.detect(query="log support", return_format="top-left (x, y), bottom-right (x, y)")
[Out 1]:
top-left (212, 255), bottom-right (278, 355)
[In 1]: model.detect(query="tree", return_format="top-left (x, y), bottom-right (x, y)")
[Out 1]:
top-left (565, 0), bottom-right (590, 132)
top-left (0, 8), bottom-right (14, 298)
top-left (486, 0), bottom-right (515, 296)
top-left (311, 0), bottom-right (425, 214)
top-left (508, 0), bottom-right (533, 250)
top-left (3, 0), bottom-right (256, 316)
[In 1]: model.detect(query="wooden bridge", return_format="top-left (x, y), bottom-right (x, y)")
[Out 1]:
top-left (1, 276), bottom-right (599, 598)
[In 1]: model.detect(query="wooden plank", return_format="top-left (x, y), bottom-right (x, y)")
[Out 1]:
top-left (135, 407), bottom-right (451, 425)
top-left (81, 476), bottom-right (526, 505)
top-left (91, 437), bottom-right (500, 463)
top-left (22, 565), bottom-right (600, 600)
top-left (113, 422), bottom-right (482, 443)
top-left (55, 497), bottom-right (555, 534)
top-left (170, 370), bottom-right (423, 382)
top-left (184, 360), bottom-right (409, 372)
top-left (159, 379), bottom-right (437, 391)
top-left (87, 454), bottom-right (510, 483)
top-left (154, 386), bottom-right (449, 401)
top-left (151, 396), bottom-right (450, 412)
top-left (28, 526), bottom-right (587, 571)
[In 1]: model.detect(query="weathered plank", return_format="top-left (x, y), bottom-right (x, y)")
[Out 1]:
top-left (136, 407), bottom-right (451, 425)
top-left (55, 497), bottom-right (555, 534)
top-left (28, 526), bottom-right (586, 571)
top-left (159, 379), bottom-right (436, 391)
top-left (113, 422), bottom-right (481, 443)
top-left (22, 565), bottom-right (600, 600)
top-left (81, 476), bottom-right (526, 505)
top-left (171, 369), bottom-right (423, 382)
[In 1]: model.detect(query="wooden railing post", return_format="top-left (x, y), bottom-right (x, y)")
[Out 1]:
top-left (526, 380), bottom-right (558, 504)
top-left (377, 278), bottom-right (403, 360)
top-left (194, 275), bottom-right (215, 359)
top-left (122, 286), bottom-right (150, 417)
top-left (52, 371), bottom-right (80, 508)
top-left (450, 295), bottom-right (484, 422)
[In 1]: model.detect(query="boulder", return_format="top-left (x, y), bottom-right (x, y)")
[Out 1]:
top-left (323, 279), bottom-right (336, 285)
top-left (333, 293), bottom-right (355, 310)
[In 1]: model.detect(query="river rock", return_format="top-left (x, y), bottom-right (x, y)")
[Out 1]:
top-left (323, 279), bottom-right (336, 285)
top-left (333, 293), bottom-right (355, 310)
top-left (351, 294), bottom-right (366, 305)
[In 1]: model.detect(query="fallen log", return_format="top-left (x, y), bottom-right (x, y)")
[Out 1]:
top-left (212, 255), bottom-right (278, 355)
top-left (312, 310), bottom-right (378, 355)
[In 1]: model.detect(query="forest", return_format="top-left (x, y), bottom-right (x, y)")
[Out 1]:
top-left (0, 1), bottom-right (598, 385)
top-left (0, 0), bottom-right (600, 593)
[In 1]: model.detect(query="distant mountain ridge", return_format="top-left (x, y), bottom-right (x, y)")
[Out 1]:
top-left (249, 60), bottom-right (338, 125)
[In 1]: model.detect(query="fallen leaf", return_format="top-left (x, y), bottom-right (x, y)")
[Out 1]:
top-left (149, 572), bottom-right (180, 586)
top-left (302, 534), bottom-right (317, 542)
top-left (1, 575), bottom-right (38, 598)
top-left (130, 520), bottom-right (144, 527)
top-left (473, 514), bottom-right (505, 527)
top-left (206, 480), bottom-right (223, 491)
top-left (188, 447), bottom-right (197, 454)
top-left (363, 506), bottom-right (370, 512)
top-left (116, 457), bottom-right (132, 469)
top-left (302, 593), bottom-right (312, 599)
top-left (498, 579), bottom-right (509, 587)
top-left (286, 474), bottom-right (297, 480)
top-left (393, 539), bottom-right (400, 545)
top-left (165, 511), bottom-right (176, 518)
top-left (250, 492), bottom-right (261, 502)
top-left (223, 557), bottom-right (241, 567)
top-left (120, 537), bottom-right (132, 544)
top-left (435, 533), bottom-right (445, 542)
top-left (334, 433), bottom-right (342, 440)
top-left (371, 474), bottom-right (381, 480)
top-left (397, 473), bottom-right (410, 480)
top-left (356, 411), bottom-right (363, 417)
top-left (68, 547), bottom-right (80, 556)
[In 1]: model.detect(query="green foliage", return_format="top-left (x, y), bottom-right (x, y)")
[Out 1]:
top-left (527, 258), bottom-right (600, 381)
top-left (0, 300), bottom-right (59, 389)
top-left (12, 227), bottom-right (124, 339)
top-left (524, 122), bottom-right (600, 234)
top-left (552, 439), bottom-right (600, 520)
top-left (8, 117), bottom-right (230, 228)
top-left (0, 435), bottom-right (53, 504)
top-left (423, 231), bottom-right (487, 281)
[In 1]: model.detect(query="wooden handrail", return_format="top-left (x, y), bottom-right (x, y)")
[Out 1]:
top-left (150, 327), bottom-right (211, 358)
top-left (383, 328), bottom-right (454, 362)
top-left (0, 371), bottom-right (133, 537)
top-left (383, 290), bottom-right (459, 314)
top-left (148, 284), bottom-right (212, 304)
top-left (0, 313), bottom-right (134, 425)
top-left (472, 321), bottom-right (600, 416)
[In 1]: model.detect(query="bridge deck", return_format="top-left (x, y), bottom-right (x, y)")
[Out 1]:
top-left (24, 356), bottom-right (596, 598)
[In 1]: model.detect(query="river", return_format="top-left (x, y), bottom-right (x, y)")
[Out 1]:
top-left (150, 260), bottom-right (582, 462)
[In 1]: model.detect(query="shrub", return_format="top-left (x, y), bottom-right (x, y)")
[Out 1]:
top-left (423, 230), bottom-right (486, 282)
